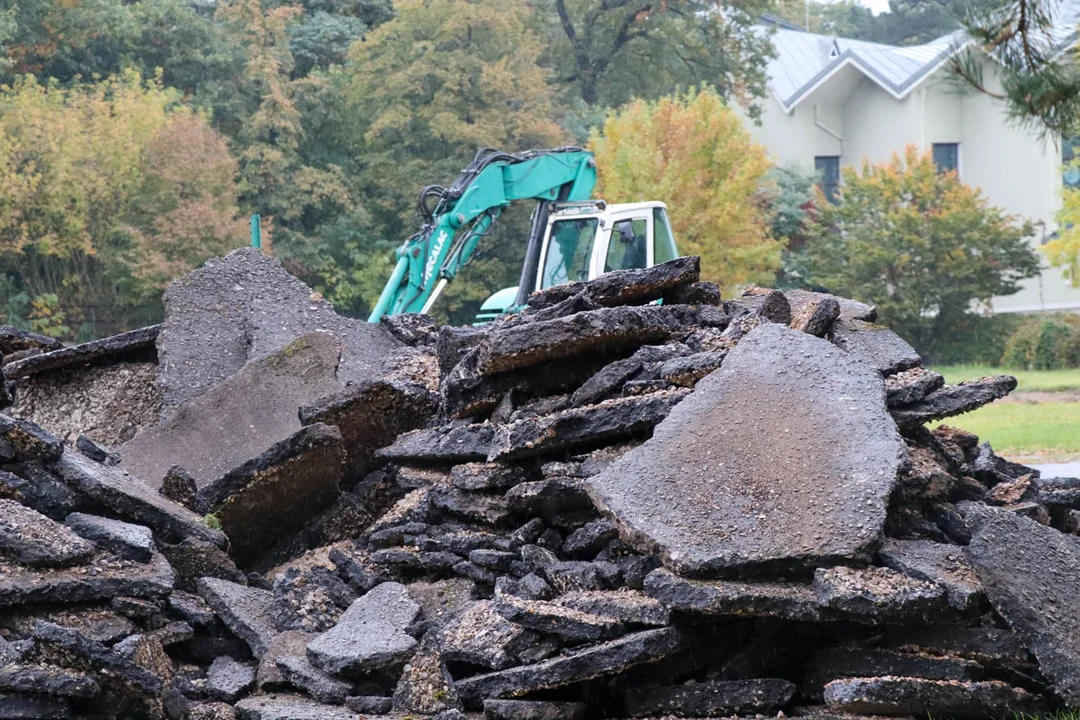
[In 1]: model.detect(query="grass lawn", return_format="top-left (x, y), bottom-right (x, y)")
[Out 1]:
top-left (930, 401), bottom-right (1080, 462)
top-left (934, 365), bottom-right (1080, 392)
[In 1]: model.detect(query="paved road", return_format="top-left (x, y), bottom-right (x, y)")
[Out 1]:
top-left (1033, 461), bottom-right (1080, 478)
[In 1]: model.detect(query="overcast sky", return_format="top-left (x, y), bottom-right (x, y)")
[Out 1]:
top-left (858, 0), bottom-right (892, 15)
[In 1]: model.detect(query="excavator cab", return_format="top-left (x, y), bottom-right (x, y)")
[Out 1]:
top-left (475, 200), bottom-right (678, 323)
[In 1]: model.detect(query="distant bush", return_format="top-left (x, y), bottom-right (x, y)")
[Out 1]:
top-left (929, 313), bottom-right (1026, 367)
top-left (1001, 314), bottom-right (1080, 370)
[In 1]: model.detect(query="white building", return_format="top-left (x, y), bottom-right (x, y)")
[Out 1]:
top-left (747, 15), bottom-right (1080, 313)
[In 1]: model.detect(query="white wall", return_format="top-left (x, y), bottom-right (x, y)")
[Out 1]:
top-left (747, 63), bottom-right (1080, 313)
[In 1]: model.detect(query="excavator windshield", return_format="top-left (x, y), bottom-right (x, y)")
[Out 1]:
top-left (541, 217), bottom-right (599, 288)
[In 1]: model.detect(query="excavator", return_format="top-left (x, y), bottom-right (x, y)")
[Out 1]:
top-left (367, 147), bottom-right (680, 323)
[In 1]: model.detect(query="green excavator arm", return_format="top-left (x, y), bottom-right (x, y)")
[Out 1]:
top-left (367, 147), bottom-right (597, 322)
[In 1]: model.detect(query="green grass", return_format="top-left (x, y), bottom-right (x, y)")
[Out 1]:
top-left (931, 401), bottom-right (1080, 461)
top-left (933, 365), bottom-right (1080, 393)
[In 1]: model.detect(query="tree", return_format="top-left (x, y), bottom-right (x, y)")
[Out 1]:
top-left (0, 72), bottom-right (246, 338)
top-left (1046, 188), bottom-right (1080, 288)
top-left (590, 88), bottom-right (780, 293)
top-left (802, 146), bottom-right (1041, 359)
top-left (770, 0), bottom-right (878, 38)
top-left (534, 0), bottom-right (775, 118)
top-left (341, 0), bottom-right (567, 322)
top-left (956, 0), bottom-right (1080, 139)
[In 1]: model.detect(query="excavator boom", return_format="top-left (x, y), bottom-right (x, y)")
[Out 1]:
top-left (368, 148), bottom-right (597, 322)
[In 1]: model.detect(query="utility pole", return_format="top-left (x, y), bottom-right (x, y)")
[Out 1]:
top-left (806, 0), bottom-right (811, 31)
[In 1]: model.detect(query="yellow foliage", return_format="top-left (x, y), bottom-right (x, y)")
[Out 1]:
top-left (0, 71), bottom-right (246, 328)
top-left (589, 88), bottom-right (779, 293)
top-left (1049, 187), bottom-right (1080, 287)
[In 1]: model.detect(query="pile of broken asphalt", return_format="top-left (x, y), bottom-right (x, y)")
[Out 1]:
top-left (0, 248), bottom-right (1078, 720)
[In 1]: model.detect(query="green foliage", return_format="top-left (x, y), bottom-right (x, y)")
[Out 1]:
top-left (773, 0), bottom-right (996, 46)
top-left (341, 0), bottom-right (567, 322)
top-left (1001, 314), bottom-right (1080, 370)
top-left (1047, 186), bottom-right (1080, 287)
top-left (199, 513), bottom-right (223, 531)
top-left (802, 146), bottom-right (1041, 362)
top-left (957, 0), bottom-right (1080, 139)
top-left (590, 88), bottom-right (779, 294)
top-left (289, 12), bottom-right (366, 75)
top-left (0, 72), bottom-right (245, 337)
top-left (536, 0), bottom-right (775, 118)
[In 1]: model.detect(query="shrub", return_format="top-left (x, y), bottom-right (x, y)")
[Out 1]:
top-left (1000, 314), bottom-right (1080, 370)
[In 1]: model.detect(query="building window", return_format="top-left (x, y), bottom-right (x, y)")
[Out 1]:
top-left (932, 143), bottom-right (959, 175)
top-left (1064, 137), bottom-right (1080, 187)
top-left (815, 156), bottom-right (841, 204)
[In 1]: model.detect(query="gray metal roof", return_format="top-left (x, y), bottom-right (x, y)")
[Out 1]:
top-left (765, 0), bottom-right (1080, 112)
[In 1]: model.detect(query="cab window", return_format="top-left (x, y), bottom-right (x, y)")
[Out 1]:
top-left (541, 218), bottom-right (598, 289)
top-left (605, 218), bottom-right (648, 272)
top-left (653, 208), bottom-right (678, 264)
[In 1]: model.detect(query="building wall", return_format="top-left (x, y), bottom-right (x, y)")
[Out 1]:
top-left (745, 63), bottom-right (1080, 313)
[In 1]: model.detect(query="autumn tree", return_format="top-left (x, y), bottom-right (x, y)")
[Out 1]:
top-left (589, 88), bottom-right (779, 293)
top-left (0, 72), bottom-right (245, 338)
top-left (803, 146), bottom-right (1041, 359)
top-left (342, 0), bottom-right (567, 322)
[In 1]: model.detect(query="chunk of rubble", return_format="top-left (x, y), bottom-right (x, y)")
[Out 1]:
top-left (450, 462), bottom-right (527, 492)
top-left (0, 415), bottom-right (63, 463)
top-left (625, 678), bottom-right (796, 718)
top-left (256, 631), bottom-right (315, 691)
top-left (877, 538), bottom-right (983, 612)
top-left (494, 593), bottom-right (624, 643)
top-left (885, 367), bottom-right (946, 407)
top-left (160, 465), bottom-right (198, 510)
top-left (456, 627), bottom-right (682, 708)
top-left (526, 257), bottom-right (700, 309)
top-left (120, 333), bottom-right (344, 490)
top-left (33, 621), bottom-right (163, 694)
top-left (588, 323), bottom-right (906, 577)
top-left (198, 578), bottom-right (277, 659)
top-left (656, 351), bottom-right (725, 386)
top-left (64, 513), bottom-right (154, 564)
top-left (235, 694), bottom-right (362, 720)
top-left (438, 600), bottom-right (538, 670)
top-left (786, 289), bottom-right (877, 322)
top-left (377, 423), bottom-right (494, 464)
top-left (805, 648), bottom-right (982, 694)
top-left (75, 435), bottom-right (120, 465)
top-left (0, 549), bottom-right (174, 607)
top-left (555, 590), bottom-right (670, 626)
top-left (570, 344), bottom-right (689, 408)
top-left (53, 450), bottom-right (226, 547)
top-left (489, 391), bottom-right (688, 462)
top-left (891, 375), bottom-right (1018, 428)
top-left (830, 319), bottom-right (921, 375)
top-left (475, 306), bottom-right (691, 376)
top-left (0, 664), bottom-right (100, 698)
top-left (198, 424), bottom-right (346, 562)
top-left (880, 626), bottom-right (1031, 666)
top-left (966, 512), bottom-right (1080, 704)
top-left (0, 325), bottom-right (63, 355)
top-left (823, 676), bottom-right (1042, 717)
top-left (206, 656), bottom-right (255, 702)
top-left (156, 247), bottom-right (401, 408)
top-left (1033, 475), bottom-right (1080, 508)
top-left (0, 499), bottom-right (94, 568)
top-left (299, 379), bottom-right (437, 480)
top-left (790, 296), bottom-right (841, 336)
top-left (4, 325), bottom-right (159, 379)
top-left (276, 654), bottom-right (352, 704)
top-left (664, 280), bottom-right (722, 306)
top-left (432, 487), bottom-right (513, 526)
top-left (272, 566), bottom-right (354, 633)
top-left (813, 566), bottom-right (948, 622)
top-left (729, 287), bottom-right (791, 324)
top-left (0, 467), bottom-right (79, 520)
top-left (392, 634), bottom-right (461, 714)
top-left (306, 581), bottom-right (420, 676)
top-left (161, 538), bottom-right (247, 591)
top-left (644, 568), bottom-right (822, 621)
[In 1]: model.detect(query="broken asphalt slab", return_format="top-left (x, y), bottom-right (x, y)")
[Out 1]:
top-left (53, 450), bottom-right (226, 548)
top-left (526, 256), bottom-right (699, 310)
top-left (120, 332), bottom-right (344, 490)
top-left (967, 512), bottom-right (1080, 705)
top-left (156, 247), bottom-right (401, 409)
top-left (4, 326), bottom-right (159, 379)
top-left (890, 375), bottom-right (1018, 428)
top-left (454, 627), bottom-right (683, 709)
top-left (587, 323), bottom-right (906, 578)
top-left (0, 550), bottom-right (174, 607)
